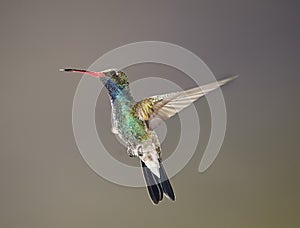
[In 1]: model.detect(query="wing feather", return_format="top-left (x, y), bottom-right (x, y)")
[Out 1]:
top-left (133, 76), bottom-right (237, 130)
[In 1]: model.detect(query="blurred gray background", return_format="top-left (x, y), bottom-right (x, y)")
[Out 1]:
top-left (0, 0), bottom-right (299, 227)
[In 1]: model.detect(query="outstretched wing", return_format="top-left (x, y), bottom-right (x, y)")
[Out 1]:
top-left (132, 76), bottom-right (237, 130)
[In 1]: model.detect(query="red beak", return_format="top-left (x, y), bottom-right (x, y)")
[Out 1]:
top-left (60, 68), bottom-right (105, 78)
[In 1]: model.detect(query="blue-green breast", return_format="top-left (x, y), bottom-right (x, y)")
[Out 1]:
top-left (113, 96), bottom-right (149, 143)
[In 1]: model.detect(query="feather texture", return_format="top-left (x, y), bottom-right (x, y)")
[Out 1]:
top-left (141, 160), bottom-right (175, 204)
top-left (132, 76), bottom-right (238, 130)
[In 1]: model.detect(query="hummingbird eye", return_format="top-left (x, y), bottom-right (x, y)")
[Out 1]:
top-left (111, 70), bottom-right (117, 77)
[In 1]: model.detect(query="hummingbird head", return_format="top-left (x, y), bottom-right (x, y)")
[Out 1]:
top-left (60, 68), bottom-right (130, 101)
top-left (101, 68), bottom-right (129, 88)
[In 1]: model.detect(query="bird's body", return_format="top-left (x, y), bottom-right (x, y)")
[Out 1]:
top-left (61, 67), bottom-right (237, 204)
top-left (100, 70), bottom-right (163, 177)
top-left (111, 89), bottom-right (163, 172)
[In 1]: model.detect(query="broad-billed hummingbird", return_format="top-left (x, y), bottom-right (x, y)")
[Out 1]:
top-left (60, 68), bottom-right (237, 204)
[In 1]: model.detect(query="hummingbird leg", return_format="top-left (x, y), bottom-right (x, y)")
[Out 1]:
top-left (127, 147), bottom-right (136, 158)
top-left (127, 145), bottom-right (144, 158)
top-left (137, 145), bottom-right (143, 156)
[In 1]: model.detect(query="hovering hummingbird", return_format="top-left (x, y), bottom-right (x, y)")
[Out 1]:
top-left (60, 67), bottom-right (237, 204)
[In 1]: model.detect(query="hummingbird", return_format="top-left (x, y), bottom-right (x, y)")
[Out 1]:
top-left (60, 67), bottom-right (237, 204)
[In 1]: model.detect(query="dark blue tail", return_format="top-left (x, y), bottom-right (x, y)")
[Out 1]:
top-left (141, 160), bottom-right (175, 204)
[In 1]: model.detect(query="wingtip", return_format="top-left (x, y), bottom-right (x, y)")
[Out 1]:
top-left (230, 75), bottom-right (239, 80)
top-left (225, 74), bottom-right (239, 82)
top-left (218, 74), bottom-right (239, 86)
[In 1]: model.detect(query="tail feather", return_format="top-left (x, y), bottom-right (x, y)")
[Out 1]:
top-left (152, 171), bottom-right (164, 201)
top-left (141, 161), bottom-right (162, 204)
top-left (141, 160), bottom-right (175, 204)
top-left (159, 159), bottom-right (175, 201)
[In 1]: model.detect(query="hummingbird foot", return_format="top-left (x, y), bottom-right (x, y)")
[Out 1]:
top-left (127, 148), bottom-right (136, 158)
top-left (127, 145), bottom-right (144, 158)
top-left (137, 145), bottom-right (143, 156)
